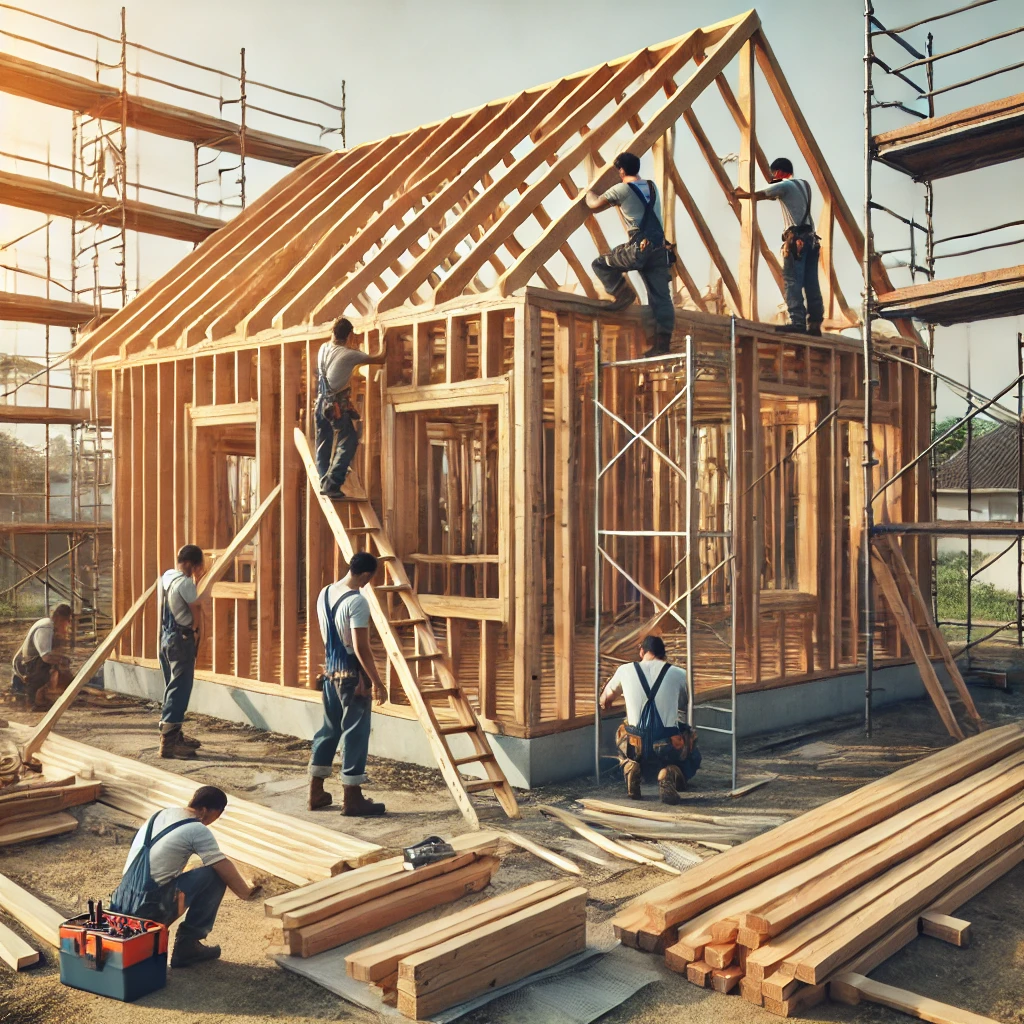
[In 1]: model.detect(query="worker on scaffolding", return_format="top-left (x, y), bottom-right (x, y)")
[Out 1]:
top-left (158, 545), bottom-right (209, 760)
top-left (9, 603), bottom-right (73, 709)
top-left (586, 152), bottom-right (676, 359)
top-left (599, 635), bottom-right (700, 803)
top-left (307, 551), bottom-right (388, 816)
top-left (315, 317), bottom-right (390, 498)
top-left (734, 157), bottom-right (823, 336)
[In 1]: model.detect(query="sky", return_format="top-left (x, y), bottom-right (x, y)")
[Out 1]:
top-left (1, 0), bottom-right (1022, 420)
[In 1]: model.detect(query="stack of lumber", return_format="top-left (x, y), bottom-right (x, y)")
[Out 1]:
top-left (610, 723), bottom-right (1024, 1016)
top-left (346, 880), bottom-right (587, 1018)
top-left (0, 774), bottom-right (100, 848)
top-left (4, 722), bottom-right (380, 883)
top-left (0, 872), bottom-right (65, 970)
top-left (264, 833), bottom-right (502, 958)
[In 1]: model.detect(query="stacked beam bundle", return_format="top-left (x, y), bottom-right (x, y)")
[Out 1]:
top-left (610, 723), bottom-right (1024, 1016)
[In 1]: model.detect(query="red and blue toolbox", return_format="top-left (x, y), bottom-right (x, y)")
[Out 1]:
top-left (59, 901), bottom-right (168, 1002)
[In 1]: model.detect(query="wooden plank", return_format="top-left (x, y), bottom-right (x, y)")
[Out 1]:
top-left (763, 982), bottom-right (826, 1018)
top-left (280, 344), bottom-right (301, 686)
top-left (711, 964), bottom-right (743, 994)
top-left (0, 812), bottom-right (78, 847)
top-left (289, 855), bottom-right (499, 958)
top-left (705, 941), bottom-right (736, 969)
top-left (0, 291), bottom-right (117, 328)
top-left (737, 39), bottom-right (758, 321)
top-left (740, 974), bottom-right (764, 1005)
top-left (0, 917), bottom-right (39, 970)
top-left (20, 580), bottom-right (158, 762)
top-left (553, 314), bottom-right (575, 720)
top-left (496, 829), bottom-right (581, 875)
top-left (685, 960), bottom-right (713, 986)
top-left (0, 782), bottom-right (102, 823)
top-left (347, 879), bottom-right (574, 983)
top-left (256, 349), bottom-right (279, 683)
top-left (830, 973), bottom-right (1000, 1024)
top-left (0, 873), bottom-right (63, 948)
top-left (919, 912), bottom-right (971, 947)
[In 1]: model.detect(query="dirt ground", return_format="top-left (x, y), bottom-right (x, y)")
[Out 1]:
top-left (1, 623), bottom-right (1023, 1023)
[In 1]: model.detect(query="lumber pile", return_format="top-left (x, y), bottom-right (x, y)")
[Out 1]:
top-left (0, 872), bottom-right (65, 971)
top-left (346, 880), bottom-right (587, 1017)
top-left (610, 723), bottom-right (1024, 1016)
top-left (264, 833), bottom-right (502, 958)
top-left (0, 775), bottom-right (101, 848)
top-left (4, 722), bottom-right (380, 883)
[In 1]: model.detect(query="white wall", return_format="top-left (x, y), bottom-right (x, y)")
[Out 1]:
top-left (936, 490), bottom-right (1021, 592)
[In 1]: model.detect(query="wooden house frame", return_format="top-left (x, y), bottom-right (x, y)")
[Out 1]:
top-left (70, 10), bottom-right (939, 786)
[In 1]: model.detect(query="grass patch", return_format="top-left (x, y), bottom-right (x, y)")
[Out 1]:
top-left (936, 551), bottom-right (1018, 623)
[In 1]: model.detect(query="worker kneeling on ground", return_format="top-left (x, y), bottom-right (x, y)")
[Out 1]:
top-left (586, 152), bottom-right (676, 359)
top-left (109, 785), bottom-right (259, 969)
top-left (307, 551), bottom-right (388, 816)
top-left (10, 602), bottom-right (73, 709)
top-left (600, 635), bottom-right (700, 803)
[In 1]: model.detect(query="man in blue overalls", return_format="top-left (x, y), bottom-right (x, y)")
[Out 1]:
top-left (307, 552), bottom-right (388, 815)
top-left (158, 545), bottom-right (208, 760)
top-left (315, 317), bottom-right (389, 498)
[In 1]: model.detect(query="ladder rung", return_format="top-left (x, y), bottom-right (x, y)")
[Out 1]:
top-left (452, 753), bottom-right (494, 767)
top-left (325, 494), bottom-right (367, 502)
top-left (390, 617), bottom-right (426, 627)
top-left (403, 652), bottom-right (441, 662)
top-left (344, 525), bottom-right (377, 533)
top-left (437, 723), bottom-right (476, 736)
top-left (418, 687), bottom-right (456, 699)
top-left (376, 554), bottom-right (397, 561)
top-left (463, 779), bottom-right (499, 793)
top-left (376, 583), bottom-right (410, 592)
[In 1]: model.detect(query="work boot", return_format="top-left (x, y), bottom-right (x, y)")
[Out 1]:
top-left (641, 338), bottom-right (672, 360)
top-left (774, 322), bottom-right (806, 334)
top-left (658, 764), bottom-right (686, 805)
top-left (807, 323), bottom-right (822, 337)
top-left (623, 760), bottom-right (642, 800)
top-left (159, 728), bottom-right (196, 760)
top-left (342, 785), bottom-right (385, 817)
top-left (308, 776), bottom-right (333, 811)
top-left (177, 730), bottom-right (202, 750)
top-left (604, 282), bottom-right (637, 312)
top-left (170, 935), bottom-right (221, 968)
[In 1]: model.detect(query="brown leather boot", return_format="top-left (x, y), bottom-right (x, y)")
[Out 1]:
top-left (170, 934), bottom-right (221, 968)
top-left (159, 728), bottom-right (196, 760)
top-left (177, 729), bottom-right (202, 750)
top-left (308, 776), bottom-right (333, 811)
top-left (342, 785), bottom-right (385, 817)
top-left (658, 764), bottom-right (686, 805)
top-left (623, 759), bottom-right (642, 800)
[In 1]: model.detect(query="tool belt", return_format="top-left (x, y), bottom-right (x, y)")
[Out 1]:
top-left (321, 386), bottom-right (359, 424)
top-left (781, 224), bottom-right (820, 261)
top-left (616, 720), bottom-right (698, 764)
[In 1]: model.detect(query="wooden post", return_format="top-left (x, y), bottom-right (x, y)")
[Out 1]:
top-left (305, 339), bottom-right (325, 685)
top-left (256, 347), bottom-right (279, 682)
top-left (280, 343), bottom-right (301, 686)
top-left (513, 302), bottom-right (543, 728)
top-left (738, 39), bottom-right (759, 322)
top-left (553, 314), bottom-right (575, 721)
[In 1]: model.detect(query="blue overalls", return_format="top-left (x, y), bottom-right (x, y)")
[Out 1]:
top-left (314, 356), bottom-right (360, 494)
top-left (159, 572), bottom-right (197, 732)
top-left (308, 588), bottom-right (373, 784)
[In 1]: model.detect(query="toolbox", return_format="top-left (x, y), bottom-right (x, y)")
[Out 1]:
top-left (59, 905), bottom-right (168, 1002)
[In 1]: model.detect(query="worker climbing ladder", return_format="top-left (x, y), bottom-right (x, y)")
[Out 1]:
top-left (294, 429), bottom-right (520, 829)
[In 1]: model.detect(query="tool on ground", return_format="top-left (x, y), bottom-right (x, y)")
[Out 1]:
top-left (59, 904), bottom-right (168, 1002)
top-left (403, 835), bottom-right (456, 871)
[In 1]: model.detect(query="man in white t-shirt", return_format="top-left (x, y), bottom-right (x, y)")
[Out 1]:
top-left (586, 152), bottom-right (676, 359)
top-left (10, 603), bottom-right (72, 708)
top-left (734, 156), bottom-right (824, 336)
top-left (600, 635), bottom-right (701, 803)
top-left (158, 545), bottom-right (210, 760)
top-left (307, 552), bottom-right (388, 815)
top-left (315, 317), bottom-right (389, 498)
top-left (110, 786), bottom-right (259, 968)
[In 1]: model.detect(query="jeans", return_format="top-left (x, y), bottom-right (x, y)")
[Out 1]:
top-left (782, 242), bottom-right (824, 328)
top-left (159, 630), bottom-right (196, 731)
top-left (314, 398), bottom-right (359, 492)
top-left (593, 242), bottom-right (675, 345)
top-left (172, 866), bottom-right (226, 940)
top-left (308, 679), bottom-right (372, 784)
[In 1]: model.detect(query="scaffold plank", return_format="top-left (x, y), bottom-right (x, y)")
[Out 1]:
top-left (0, 291), bottom-right (116, 328)
top-left (0, 405), bottom-right (91, 424)
top-left (875, 265), bottom-right (1024, 326)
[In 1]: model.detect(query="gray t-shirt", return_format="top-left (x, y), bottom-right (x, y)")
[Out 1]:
top-left (123, 808), bottom-right (225, 887)
top-left (161, 569), bottom-right (197, 627)
top-left (763, 178), bottom-right (814, 230)
top-left (318, 342), bottom-right (371, 394)
top-left (316, 582), bottom-right (371, 655)
top-left (601, 180), bottom-right (663, 236)
top-left (21, 618), bottom-right (54, 659)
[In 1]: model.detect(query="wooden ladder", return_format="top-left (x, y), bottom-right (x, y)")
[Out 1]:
top-left (294, 429), bottom-right (519, 828)
top-left (870, 532), bottom-right (984, 741)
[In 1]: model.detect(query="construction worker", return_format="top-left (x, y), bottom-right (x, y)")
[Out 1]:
top-left (109, 785), bottom-right (260, 968)
top-left (586, 152), bottom-right (676, 358)
top-left (599, 635), bottom-right (700, 803)
top-left (315, 317), bottom-right (389, 498)
top-left (158, 545), bottom-right (208, 760)
top-left (734, 157), bottom-right (823, 336)
top-left (307, 552), bottom-right (388, 816)
top-left (10, 603), bottom-right (73, 709)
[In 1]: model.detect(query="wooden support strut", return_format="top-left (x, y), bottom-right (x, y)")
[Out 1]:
top-left (293, 428), bottom-right (519, 827)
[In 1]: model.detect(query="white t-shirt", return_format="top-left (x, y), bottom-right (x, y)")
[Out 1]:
top-left (601, 659), bottom-right (688, 728)
top-left (601, 180), bottom-right (663, 236)
top-left (316, 582), bottom-right (371, 655)
top-left (161, 569), bottom-right (198, 627)
top-left (123, 808), bottom-right (225, 887)
top-left (763, 178), bottom-right (814, 230)
top-left (22, 618), bottom-right (54, 659)
top-left (318, 342), bottom-right (371, 394)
